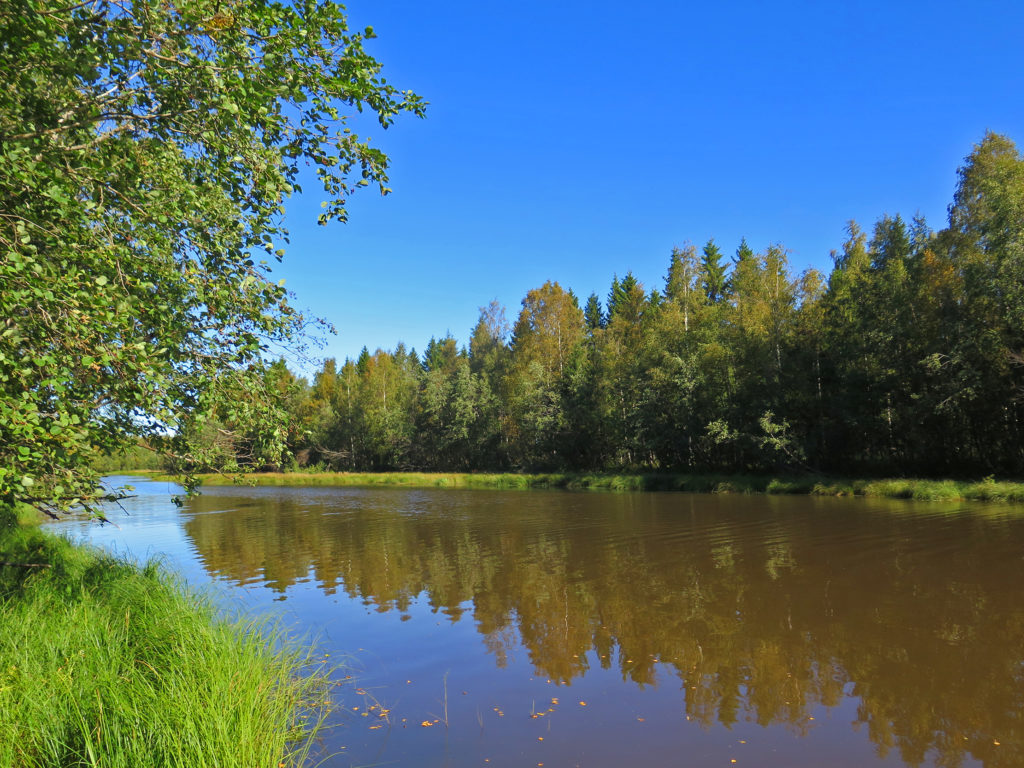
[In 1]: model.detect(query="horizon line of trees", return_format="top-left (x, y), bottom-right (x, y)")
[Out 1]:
top-left (195, 132), bottom-right (1024, 478)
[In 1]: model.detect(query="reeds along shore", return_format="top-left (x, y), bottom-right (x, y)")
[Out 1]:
top-left (145, 470), bottom-right (1024, 504)
top-left (0, 504), bottom-right (331, 768)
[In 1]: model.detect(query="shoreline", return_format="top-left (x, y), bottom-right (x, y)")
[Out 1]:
top-left (126, 470), bottom-right (1024, 504)
top-left (0, 503), bottom-right (331, 766)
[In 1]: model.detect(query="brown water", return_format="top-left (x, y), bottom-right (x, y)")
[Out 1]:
top-left (55, 477), bottom-right (1024, 767)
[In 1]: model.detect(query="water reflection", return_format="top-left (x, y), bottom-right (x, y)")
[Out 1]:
top-left (181, 487), bottom-right (1024, 768)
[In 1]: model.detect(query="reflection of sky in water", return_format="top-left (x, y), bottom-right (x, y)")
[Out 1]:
top-left (49, 476), bottom-right (206, 586)
top-left (44, 476), bottom-right (1016, 768)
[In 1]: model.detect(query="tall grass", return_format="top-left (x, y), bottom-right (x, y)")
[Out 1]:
top-left (0, 507), bottom-right (331, 768)
top-left (166, 470), bottom-right (1024, 504)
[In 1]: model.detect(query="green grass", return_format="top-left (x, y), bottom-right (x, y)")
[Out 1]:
top-left (157, 470), bottom-right (1024, 504)
top-left (0, 505), bottom-right (332, 768)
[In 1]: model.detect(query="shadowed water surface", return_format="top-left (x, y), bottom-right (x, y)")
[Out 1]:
top-left (51, 477), bottom-right (1024, 767)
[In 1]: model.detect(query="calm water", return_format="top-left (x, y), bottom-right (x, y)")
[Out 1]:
top-left (50, 477), bottom-right (1024, 768)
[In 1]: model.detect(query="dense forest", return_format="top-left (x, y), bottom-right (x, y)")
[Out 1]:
top-left (192, 132), bottom-right (1024, 478)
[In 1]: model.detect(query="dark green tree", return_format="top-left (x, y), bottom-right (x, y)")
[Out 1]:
top-left (700, 239), bottom-right (728, 303)
top-left (421, 335), bottom-right (462, 374)
top-left (584, 293), bottom-right (606, 332)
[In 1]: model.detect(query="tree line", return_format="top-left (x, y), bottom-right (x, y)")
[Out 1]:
top-left (199, 132), bottom-right (1024, 478)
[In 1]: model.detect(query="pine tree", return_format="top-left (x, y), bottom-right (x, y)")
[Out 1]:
top-left (584, 293), bottom-right (605, 332)
top-left (356, 346), bottom-right (371, 375)
top-left (700, 239), bottom-right (728, 303)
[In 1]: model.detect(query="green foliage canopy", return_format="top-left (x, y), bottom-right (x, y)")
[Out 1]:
top-left (0, 0), bottom-right (424, 513)
top-left (274, 133), bottom-right (1024, 478)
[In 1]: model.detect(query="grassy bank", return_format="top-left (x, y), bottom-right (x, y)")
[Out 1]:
top-left (160, 470), bottom-right (1024, 503)
top-left (0, 504), bottom-right (330, 767)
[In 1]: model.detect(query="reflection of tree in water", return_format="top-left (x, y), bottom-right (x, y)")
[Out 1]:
top-left (184, 490), bottom-right (1024, 767)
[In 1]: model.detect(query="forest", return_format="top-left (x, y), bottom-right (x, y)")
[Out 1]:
top-left (190, 132), bottom-right (1024, 479)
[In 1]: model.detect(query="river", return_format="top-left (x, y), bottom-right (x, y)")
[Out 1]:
top-left (49, 476), bottom-right (1024, 767)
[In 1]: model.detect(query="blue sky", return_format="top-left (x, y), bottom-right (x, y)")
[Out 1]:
top-left (274, 0), bottom-right (1024, 368)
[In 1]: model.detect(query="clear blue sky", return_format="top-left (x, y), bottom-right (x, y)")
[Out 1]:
top-left (274, 0), bottom-right (1024, 369)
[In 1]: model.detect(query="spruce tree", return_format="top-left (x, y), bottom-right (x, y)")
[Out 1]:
top-left (584, 293), bottom-right (606, 331)
top-left (700, 239), bottom-right (728, 303)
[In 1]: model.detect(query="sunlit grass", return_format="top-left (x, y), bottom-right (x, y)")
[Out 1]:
top-left (157, 470), bottom-right (1024, 504)
top-left (0, 507), bottom-right (332, 768)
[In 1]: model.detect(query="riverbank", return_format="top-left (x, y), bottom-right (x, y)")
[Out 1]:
top-left (141, 470), bottom-right (1024, 503)
top-left (0, 503), bottom-right (330, 767)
